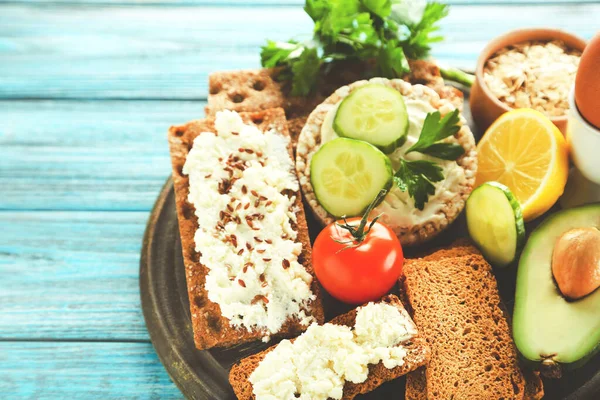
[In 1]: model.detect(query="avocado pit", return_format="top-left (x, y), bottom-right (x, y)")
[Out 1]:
top-left (552, 227), bottom-right (600, 300)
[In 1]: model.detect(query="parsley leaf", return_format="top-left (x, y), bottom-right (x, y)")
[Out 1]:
top-left (260, 1), bottom-right (454, 97)
top-left (290, 47), bottom-right (322, 96)
top-left (394, 159), bottom-right (444, 210)
top-left (401, 2), bottom-right (448, 59)
top-left (260, 41), bottom-right (322, 96)
top-left (260, 40), bottom-right (304, 68)
top-left (406, 109), bottom-right (464, 160)
top-left (361, 0), bottom-right (392, 19)
top-left (377, 40), bottom-right (410, 78)
top-left (305, 0), bottom-right (330, 23)
top-left (417, 142), bottom-right (465, 160)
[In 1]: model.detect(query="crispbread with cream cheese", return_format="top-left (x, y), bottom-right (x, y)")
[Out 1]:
top-left (295, 78), bottom-right (477, 247)
top-left (205, 60), bottom-right (464, 144)
top-left (168, 108), bottom-right (324, 350)
top-left (229, 295), bottom-right (430, 400)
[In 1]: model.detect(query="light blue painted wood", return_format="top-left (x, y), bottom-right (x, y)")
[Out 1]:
top-left (0, 100), bottom-right (203, 211)
top-left (0, 211), bottom-right (152, 340)
top-left (0, 2), bottom-right (597, 399)
top-left (3, 0), bottom-right (598, 5)
top-left (0, 341), bottom-right (182, 399)
top-left (0, 4), bottom-right (597, 99)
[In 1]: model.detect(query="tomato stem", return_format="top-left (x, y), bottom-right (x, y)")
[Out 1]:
top-left (336, 189), bottom-right (388, 246)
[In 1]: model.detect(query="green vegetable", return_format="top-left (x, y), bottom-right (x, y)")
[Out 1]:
top-left (261, 0), bottom-right (454, 96)
top-left (466, 182), bottom-right (526, 267)
top-left (439, 66), bottom-right (475, 87)
top-left (260, 41), bottom-right (322, 96)
top-left (333, 84), bottom-right (409, 153)
top-left (310, 137), bottom-right (393, 218)
top-left (392, 109), bottom-right (464, 210)
top-left (399, 1), bottom-right (448, 59)
top-left (406, 109), bottom-right (464, 160)
top-left (393, 159), bottom-right (443, 210)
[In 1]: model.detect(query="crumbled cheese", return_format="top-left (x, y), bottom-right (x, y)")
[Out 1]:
top-left (183, 110), bottom-right (315, 336)
top-left (249, 302), bottom-right (416, 400)
top-left (321, 98), bottom-right (466, 226)
top-left (483, 40), bottom-right (581, 117)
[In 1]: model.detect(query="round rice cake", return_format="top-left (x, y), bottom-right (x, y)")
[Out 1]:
top-left (295, 78), bottom-right (477, 246)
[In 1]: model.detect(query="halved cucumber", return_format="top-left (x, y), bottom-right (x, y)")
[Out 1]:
top-left (333, 84), bottom-right (409, 154)
top-left (466, 181), bottom-right (526, 267)
top-left (310, 138), bottom-right (393, 218)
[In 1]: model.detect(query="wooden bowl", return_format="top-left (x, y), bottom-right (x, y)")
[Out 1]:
top-left (470, 28), bottom-right (587, 135)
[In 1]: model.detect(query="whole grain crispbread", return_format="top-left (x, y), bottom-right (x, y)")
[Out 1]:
top-left (168, 108), bottom-right (324, 350)
top-left (205, 60), bottom-right (464, 144)
top-left (402, 254), bottom-right (531, 399)
top-left (229, 294), bottom-right (430, 400)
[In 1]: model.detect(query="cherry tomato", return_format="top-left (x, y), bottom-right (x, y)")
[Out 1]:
top-left (312, 217), bottom-right (404, 304)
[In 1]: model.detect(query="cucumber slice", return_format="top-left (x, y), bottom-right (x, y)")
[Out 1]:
top-left (310, 138), bottom-right (393, 218)
top-left (466, 181), bottom-right (526, 267)
top-left (333, 84), bottom-right (409, 154)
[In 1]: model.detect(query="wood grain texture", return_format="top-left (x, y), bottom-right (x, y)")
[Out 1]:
top-left (0, 211), bottom-right (151, 340)
top-left (0, 1), bottom-right (596, 399)
top-left (0, 341), bottom-right (182, 399)
top-left (3, 0), bottom-right (598, 5)
top-left (0, 100), bottom-right (203, 211)
top-left (0, 4), bottom-right (597, 99)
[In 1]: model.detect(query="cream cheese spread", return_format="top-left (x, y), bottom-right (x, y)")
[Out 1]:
top-left (320, 98), bottom-right (466, 227)
top-left (249, 302), bottom-right (417, 400)
top-left (183, 110), bottom-right (315, 337)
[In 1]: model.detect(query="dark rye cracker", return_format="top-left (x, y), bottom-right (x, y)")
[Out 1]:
top-left (168, 108), bottom-right (324, 350)
top-left (229, 295), bottom-right (430, 400)
top-left (205, 60), bottom-right (464, 143)
top-left (402, 252), bottom-right (543, 400)
top-left (402, 240), bottom-right (544, 400)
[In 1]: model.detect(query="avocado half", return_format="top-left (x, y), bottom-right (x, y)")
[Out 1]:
top-left (513, 203), bottom-right (600, 378)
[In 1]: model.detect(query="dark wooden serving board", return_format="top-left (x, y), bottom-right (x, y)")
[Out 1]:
top-left (140, 94), bottom-right (600, 400)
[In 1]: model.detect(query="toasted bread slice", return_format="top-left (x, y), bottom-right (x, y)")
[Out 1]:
top-left (168, 108), bottom-right (324, 350)
top-left (229, 295), bottom-right (430, 400)
top-left (403, 241), bottom-right (544, 400)
top-left (402, 254), bottom-right (529, 399)
top-left (205, 60), bottom-right (464, 143)
top-left (405, 366), bottom-right (544, 400)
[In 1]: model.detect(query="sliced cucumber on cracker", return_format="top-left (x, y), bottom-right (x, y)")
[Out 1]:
top-left (310, 138), bottom-right (392, 218)
top-left (333, 84), bottom-right (409, 154)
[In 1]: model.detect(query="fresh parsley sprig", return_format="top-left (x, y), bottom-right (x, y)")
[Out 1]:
top-left (394, 109), bottom-right (464, 210)
top-left (260, 41), bottom-right (322, 96)
top-left (406, 109), bottom-right (464, 160)
top-left (260, 0), bottom-right (452, 96)
top-left (394, 159), bottom-right (444, 210)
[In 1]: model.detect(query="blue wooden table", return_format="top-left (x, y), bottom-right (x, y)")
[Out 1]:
top-left (0, 0), bottom-right (597, 398)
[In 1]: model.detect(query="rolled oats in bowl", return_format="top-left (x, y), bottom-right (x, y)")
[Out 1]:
top-left (483, 40), bottom-right (581, 117)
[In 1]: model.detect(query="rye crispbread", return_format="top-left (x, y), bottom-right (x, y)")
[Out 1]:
top-left (168, 108), bottom-right (324, 350)
top-left (402, 240), bottom-right (544, 400)
top-left (205, 60), bottom-right (464, 143)
top-left (229, 294), bottom-right (430, 400)
top-left (402, 252), bottom-right (541, 399)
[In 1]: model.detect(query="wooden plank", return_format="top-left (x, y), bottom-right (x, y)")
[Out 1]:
top-left (0, 341), bottom-right (181, 398)
top-left (0, 100), bottom-right (203, 211)
top-left (0, 211), bottom-right (153, 340)
top-left (3, 0), bottom-right (597, 5)
top-left (0, 3), bottom-right (597, 100)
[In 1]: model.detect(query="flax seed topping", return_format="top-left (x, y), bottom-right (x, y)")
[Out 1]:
top-left (183, 110), bottom-right (316, 334)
